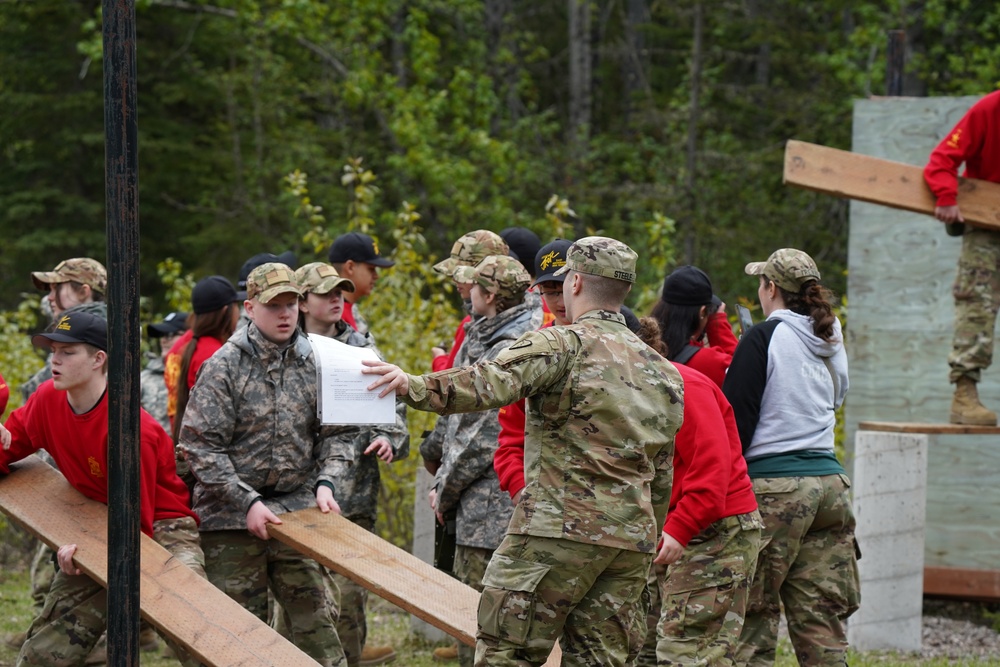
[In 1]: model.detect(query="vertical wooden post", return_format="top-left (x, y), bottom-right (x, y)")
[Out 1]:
top-left (886, 30), bottom-right (905, 97)
top-left (103, 0), bottom-right (141, 664)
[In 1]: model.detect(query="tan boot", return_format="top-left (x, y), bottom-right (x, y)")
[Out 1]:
top-left (359, 644), bottom-right (397, 665)
top-left (951, 377), bottom-right (998, 425)
top-left (432, 644), bottom-right (459, 662)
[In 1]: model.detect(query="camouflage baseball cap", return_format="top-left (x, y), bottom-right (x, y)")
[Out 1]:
top-left (553, 236), bottom-right (637, 283)
top-left (433, 230), bottom-right (509, 278)
top-left (246, 262), bottom-right (303, 304)
top-left (454, 255), bottom-right (530, 301)
top-left (32, 258), bottom-right (108, 294)
top-left (294, 262), bottom-right (355, 295)
top-left (745, 248), bottom-right (820, 293)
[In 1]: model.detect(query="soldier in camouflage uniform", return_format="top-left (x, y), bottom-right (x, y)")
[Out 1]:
top-left (0, 311), bottom-right (205, 667)
top-left (179, 263), bottom-right (352, 667)
top-left (295, 262), bottom-right (410, 667)
top-left (364, 237), bottom-right (685, 667)
top-left (141, 312), bottom-right (189, 432)
top-left (723, 249), bottom-right (859, 667)
top-left (429, 255), bottom-right (534, 667)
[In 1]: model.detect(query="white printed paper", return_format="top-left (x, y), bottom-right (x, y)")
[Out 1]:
top-left (309, 334), bottom-right (395, 425)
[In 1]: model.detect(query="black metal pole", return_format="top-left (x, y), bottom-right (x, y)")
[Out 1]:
top-left (886, 29), bottom-right (905, 96)
top-left (103, 1), bottom-right (141, 665)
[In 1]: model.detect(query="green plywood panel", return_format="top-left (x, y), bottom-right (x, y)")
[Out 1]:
top-left (848, 95), bottom-right (1000, 570)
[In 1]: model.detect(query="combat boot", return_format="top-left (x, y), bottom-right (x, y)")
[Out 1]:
top-left (359, 644), bottom-right (397, 666)
top-left (950, 377), bottom-right (998, 425)
top-left (432, 644), bottom-right (459, 662)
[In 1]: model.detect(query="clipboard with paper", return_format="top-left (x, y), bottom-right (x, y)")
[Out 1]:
top-left (309, 333), bottom-right (395, 425)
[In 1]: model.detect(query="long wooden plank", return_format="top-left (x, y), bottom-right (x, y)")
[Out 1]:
top-left (0, 456), bottom-right (317, 667)
top-left (783, 139), bottom-right (1000, 231)
top-left (858, 421), bottom-right (1000, 434)
top-left (925, 566), bottom-right (1000, 601)
top-left (270, 508), bottom-right (562, 665)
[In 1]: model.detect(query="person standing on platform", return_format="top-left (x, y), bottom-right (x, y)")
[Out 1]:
top-left (363, 237), bottom-right (684, 667)
top-left (924, 90), bottom-right (1000, 425)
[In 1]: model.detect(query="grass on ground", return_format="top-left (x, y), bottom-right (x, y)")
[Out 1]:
top-left (1, 566), bottom-right (999, 666)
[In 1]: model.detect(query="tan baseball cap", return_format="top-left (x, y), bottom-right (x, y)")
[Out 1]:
top-left (32, 258), bottom-right (108, 294)
top-left (553, 236), bottom-right (637, 283)
top-left (433, 230), bottom-right (509, 278)
top-left (454, 255), bottom-right (530, 301)
top-left (295, 262), bottom-right (355, 295)
top-left (246, 263), bottom-right (303, 304)
top-left (745, 248), bottom-right (820, 293)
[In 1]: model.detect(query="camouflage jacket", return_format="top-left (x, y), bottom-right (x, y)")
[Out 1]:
top-left (405, 310), bottom-right (684, 553)
top-left (139, 354), bottom-right (170, 432)
top-left (179, 324), bottom-right (354, 532)
top-left (20, 301), bottom-right (108, 400)
top-left (432, 300), bottom-right (535, 549)
top-left (324, 321), bottom-right (409, 524)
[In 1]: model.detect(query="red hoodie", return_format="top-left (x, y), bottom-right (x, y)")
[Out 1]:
top-left (924, 91), bottom-right (1000, 207)
top-left (685, 311), bottom-right (738, 389)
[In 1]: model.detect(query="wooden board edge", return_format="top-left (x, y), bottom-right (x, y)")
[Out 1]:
top-left (925, 566), bottom-right (1000, 601)
top-left (858, 421), bottom-right (1000, 434)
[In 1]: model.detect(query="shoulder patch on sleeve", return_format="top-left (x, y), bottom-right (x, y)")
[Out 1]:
top-left (509, 339), bottom-right (534, 350)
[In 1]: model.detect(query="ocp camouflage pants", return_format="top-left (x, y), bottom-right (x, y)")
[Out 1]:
top-left (736, 475), bottom-right (860, 667)
top-left (455, 543), bottom-right (493, 667)
top-left (201, 529), bottom-right (346, 667)
top-left (17, 516), bottom-right (206, 667)
top-left (475, 534), bottom-right (650, 667)
top-left (950, 228), bottom-right (1000, 382)
top-left (634, 511), bottom-right (763, 667)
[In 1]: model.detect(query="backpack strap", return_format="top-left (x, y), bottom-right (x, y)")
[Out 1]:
top-left (673, 343), bottom-right (700, 365)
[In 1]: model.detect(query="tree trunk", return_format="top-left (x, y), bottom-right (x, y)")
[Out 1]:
top-left (622, 0), bottom-right (649, 123)
top-left (684, 0), bottom-right (703, 263)
top-left (568, 0), bottom-right (592, 140)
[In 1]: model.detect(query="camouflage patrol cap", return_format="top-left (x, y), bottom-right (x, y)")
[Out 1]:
top-left (246, 262), bottom-right (303, 304)
top-left (32, 258), bottom-right (108, 294)
top-left (453, 255), bottom-right (530, 301)
top-left (553, 236), bottom-right (637, 283)
top-left (294, 262), bottom-right (355, 295)
top-left (745, 248), bottom-right (820, 293)
top-left (433, 230), bottom-right (509, 278)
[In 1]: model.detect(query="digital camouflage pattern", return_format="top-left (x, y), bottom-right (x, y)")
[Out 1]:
top-left (744, 248), bottom-right (821, 294)
top-left (637, 511), bottom-right (763, 667)
top-left (296, 262), bottom-right (356, 295)
top-left (201, 531), bottom-right (345, 667)
top-left (454, 544), bottom-right (493, 667)
top-left (179, 324), bottom-right (354, 531)
top-left (18, 517), bottom-right (206, 667)
top-left (453, 255), bottom-right (530, 302)
top-left (140, 353), bottom-right (170, 432)
top-left (737, 475), bottom-right (860, 667)
top-left (430, 299), bottom-right (534, 550)
top-left (948, 229), bottom-right (1000, 382)
top-left (31, 257), bottom-right (108, 294)
top-left (405, 309), bottom-right (683, 552)
top-left (245, 262), bottom-right (302, 303)
top-left (553, 236), bottom-right (637, 283)
top-left (433, 229), bottom-right (509, 278)
top-left (475, 534), bottom-right (652, 666)
top-left (20, 301), bottom-right (108, 401)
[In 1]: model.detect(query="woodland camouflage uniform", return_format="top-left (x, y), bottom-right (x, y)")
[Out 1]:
top-left (401, 237), bottom-right (684, 667)
top-left (180, 277), bottom-right (353, 667)
top-left (434, 255), bottom-right (534, 667)
top-left (139, 353), bottom-right (170, 432)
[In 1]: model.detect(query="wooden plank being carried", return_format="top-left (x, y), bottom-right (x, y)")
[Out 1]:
top-left (270, 508), bottom-right (562, 665)
top-left (0, 456), bottom-right (317, 667)
top-left (783, 139), bottom-right (1000, 231)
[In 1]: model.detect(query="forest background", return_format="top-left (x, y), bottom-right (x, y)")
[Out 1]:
top-left (0, 0), bottom-right (998, 549)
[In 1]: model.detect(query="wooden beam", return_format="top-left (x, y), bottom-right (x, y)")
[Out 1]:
top-left (270, 509), bottom-right (563, 665)
top-left (925, 566), bottom-right (1000, 601)
top-left (0, 456), bottom-right (317, 667)
top-left (783, 140), bottom-right (1000, 231)
top-left (858, 421), bottom-right (1000, 434)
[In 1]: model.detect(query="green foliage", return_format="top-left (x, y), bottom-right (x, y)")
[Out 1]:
top-left (0, 294), bottom-right (45, 418)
